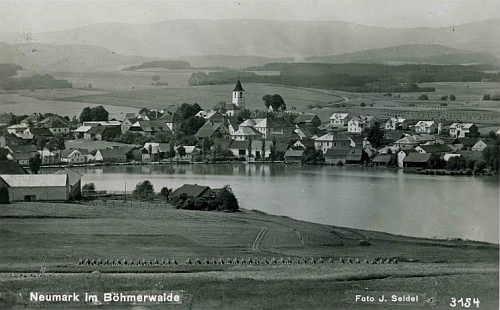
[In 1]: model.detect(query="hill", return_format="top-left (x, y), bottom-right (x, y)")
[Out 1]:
top-left (305, 44), bottom-right (500, 65)
top-left (0, 19), bottom-right (498, 60)
top-left (170, 55), bottom-right (294, 69)
top-left (0, 42), bottom-right (158, 71)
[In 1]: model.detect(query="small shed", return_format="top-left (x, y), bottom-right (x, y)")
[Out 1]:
top-left (402, 153), bottom-right (432, 168)
top-left (284, 149), bottom-right (304, 164)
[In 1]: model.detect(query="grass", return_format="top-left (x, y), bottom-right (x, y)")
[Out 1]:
top-left (58, 83), bottom-right (344, 112)
top-left (0, 202), bottom-right (498, 309)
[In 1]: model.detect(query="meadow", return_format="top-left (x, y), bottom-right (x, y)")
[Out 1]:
top-left (1, 202), bottom-right (498, 309)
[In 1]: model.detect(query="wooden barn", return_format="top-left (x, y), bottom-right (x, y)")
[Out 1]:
top-left (0, 174), bottom-right (69, 202)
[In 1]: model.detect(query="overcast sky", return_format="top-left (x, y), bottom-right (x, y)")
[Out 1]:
top-left (1, 0), bottom-right (499, 33)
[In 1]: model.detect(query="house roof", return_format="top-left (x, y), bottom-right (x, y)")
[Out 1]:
top-left (1, 174), bottom-right (67, 187)
top-left (449, 123), bottom-right (475, 129)
top-left (325, 147), bottom-right (350, 157)
top-left (172, 184), bottom-right (212, 198)
top-left (194, 122), bottom-right (223, 138)
top-left (418, 144), bottom-right (453, 153)
top-left (403, 153), bottom-right (432, 163)
top-left (158, 112), bottom-right (184, 123)
top-left (60, 149), bottom-right (82, 158)
top-left (233, 80), bottom-right (244, 92)
top-left (345, 148), bottom-right (365, 161)
top-left (7, 144), bottom-right (38, 153)
top-left (329, 113), bottom-right (349, 120)
top-left (10, 152), bottom-right (34, 160)
top-left (230, 140), bottom-right (250, 149)
top-left (0, 160), bottom-right (28, 174)
top-left (452, 137), bottom-right (480, 147)
top-left (97, 148), bottom-right (127, 158)
top-left (87, 126), bottom-right (107, 135)
top-left (55, 168), bottom-right (83, 187)
top-left (372, 154), bottom-right (392, 163)
top-left (456, 150), bottom-right (484, 161)
top-left (284, 149), bottom-right (304, 158)
top-left (39, 115), bottom-right (69, 128)
top-left (232, 126), bottom-right (262, 137)
top-left (415, 121), bottom-right (436, 127)
top-left (239, 119), bottom-right (257, 127)
top-left (29, 127), bottom-right (53, 136)
top-left (315, 133), bottom-right (350, 142)
top-left (293, 114), bottom-right (319, 124)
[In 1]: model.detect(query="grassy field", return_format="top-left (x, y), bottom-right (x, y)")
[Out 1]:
top-left (1, 202), bottom-right (498, 309)
top-left (58, 83), bottom-right (345, 112)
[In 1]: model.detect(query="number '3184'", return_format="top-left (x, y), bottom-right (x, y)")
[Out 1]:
top-left (450, 297), bottom-right (480, 308)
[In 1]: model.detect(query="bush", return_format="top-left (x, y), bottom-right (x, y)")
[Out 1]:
top-left (418, 94), bottom-right (429, 100)
top-left (214, 185), bottom-right (239, 212)
top-left (82, 183), bottom-right (96, 193)
top-left (133, 180), bottom-right (155, 199)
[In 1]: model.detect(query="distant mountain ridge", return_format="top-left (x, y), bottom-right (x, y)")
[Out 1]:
top-left (305, 44), bottom-right (500, 65)
top-left (169, 55), bottom-right (294, 69)
top-left (0, 42), bottom-right (158, 71)
top-left (0, 19), bottom-right (498, 60)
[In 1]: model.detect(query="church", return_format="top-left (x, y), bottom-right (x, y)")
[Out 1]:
top-left (224, 80), bottom-right (245, 117)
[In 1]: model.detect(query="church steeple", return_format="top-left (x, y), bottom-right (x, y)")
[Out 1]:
top-left (232, 79), bottom-right (245, 109)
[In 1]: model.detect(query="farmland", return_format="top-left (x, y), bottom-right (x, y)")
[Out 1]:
top-left (1, 202), bottom-right (498, 309)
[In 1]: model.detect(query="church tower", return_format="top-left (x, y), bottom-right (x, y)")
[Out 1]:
top-left (232, 79), bottom-right (245, 109)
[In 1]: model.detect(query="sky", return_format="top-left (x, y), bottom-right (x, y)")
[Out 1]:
top-left (0, 0), bottom-right (499, 33)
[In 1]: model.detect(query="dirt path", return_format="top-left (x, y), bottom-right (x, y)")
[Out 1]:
top-left (252, 227), bottom-right (268, 253)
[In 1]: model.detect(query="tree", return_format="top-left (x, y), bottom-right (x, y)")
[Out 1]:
top-left (261, 139), bottom-right (266, 160)
top-left (179, 103), bottom-right (202, 120)
top-left (160, 186), bottom-right (172, 201)
top-left (270, 137), bottom-right (277, 163)
top-left (202, 137), bottom-right (212, 159)
top-left (262, 94), bottom-right (286, 111)
top-left (133, 180), bottom-right (155, 198)
top-left (169, 143), bottom-right (176, 161)
top-left (79, 106), bottom-right (109, 122)
top-left (483, 143), bottom-right (499, 173)
top-left (360, 102), bottom-right (366, 107)
top-left (449, 94), bottom-right (456, 101)
top-left (152, 75), bottom-right (161, 83)
top-left (440, 95), bottom-right (448, 101)
top-left (79, 107), bottom-right (92, 122)
top-left (214, 185), bottom-right (239, 212)
top-left (29, 153), bottom-right (42, 174)
top-left (483, 94), bottom-right (491, 101)
top-left (34, 136), bottom-right (48, 150)
top-left (447, 156), bottom-right (467, 171)
top-left (301, 146), bottom-right (324, 165)
top-left (46, 134), bottom-right (65, 151)
top-left (366, 122), bottom-right (385, 148)
top-left (177, 146), bottom-right (186, 158)
top-left (418, 94), bottom-right (429, 100)
top-left (179, 116), bottom-right (205, 136)
top-left (474, 160), bottom-right (487, 174)
top-left (90, 106), bottom-right (109, 121)
top-left (428, 153), bottom-right (444, 169)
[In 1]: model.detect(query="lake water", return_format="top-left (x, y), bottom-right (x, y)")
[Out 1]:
top-left (74, 164), bottom-right (499, 243)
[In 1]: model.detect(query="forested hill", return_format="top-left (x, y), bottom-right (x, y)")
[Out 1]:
top-left (305, 44), bottom-right (500, 65)
top-left (190, 63), bottom-right (499, 93)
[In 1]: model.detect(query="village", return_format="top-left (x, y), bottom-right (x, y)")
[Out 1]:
top-left (0, 79), bottom-right (499, 203)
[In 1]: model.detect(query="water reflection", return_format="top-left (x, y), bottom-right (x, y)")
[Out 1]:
top-left (73, 164), bottom-right (498, 243)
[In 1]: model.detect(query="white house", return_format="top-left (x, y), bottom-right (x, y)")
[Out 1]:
top-left (471, 140), bottom-right (493, 152)
top-left (348, 116), bottom-right (377, 134)
top-left (329, 113), bottom-right (349, 127)
top-left (414, 121), bottom-right (437, 134)
top-left (385, 117), bottom-right (408, 130)
top-left (314, 133), bottom-right (351, 153)
top-left (60, 149), bottom-right (86, 164)
top-left (449, 123), bottom-right (478, 138)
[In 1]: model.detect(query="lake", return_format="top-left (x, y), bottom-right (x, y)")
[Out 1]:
top-left (74, 164), bottom-right (499, 243)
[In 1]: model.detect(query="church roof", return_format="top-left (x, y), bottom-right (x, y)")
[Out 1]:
top-left (233, 80), bottom-right (244, 92)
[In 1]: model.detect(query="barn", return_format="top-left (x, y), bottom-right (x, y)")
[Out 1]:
top-left (0, 174), bottom-right (69, 202)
